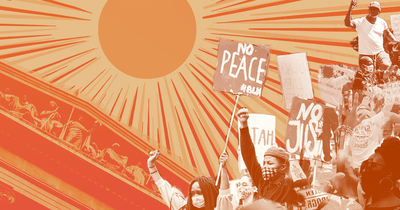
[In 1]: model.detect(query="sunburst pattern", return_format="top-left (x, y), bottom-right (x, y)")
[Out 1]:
top-left (1, 0), bottom-right (400, 181)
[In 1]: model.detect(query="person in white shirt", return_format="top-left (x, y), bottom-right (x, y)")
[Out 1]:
top-left (345, 1), bottom-right (397, 72)
top-left (235, 175), bottom-right (257, 208)
top-left (350, 99), bottom-right (400, 170)
top-left (148, 150), bottom-right (187, 210)
top-left (217, 152), bottom-right (257, 210)
top-left (148, 150), bottom-right (232, 210)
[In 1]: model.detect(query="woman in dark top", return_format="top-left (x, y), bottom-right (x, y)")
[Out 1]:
top-left (237, 108), bottom-right (304, 209)
top-left (359, 136), bottom-right (400, 210)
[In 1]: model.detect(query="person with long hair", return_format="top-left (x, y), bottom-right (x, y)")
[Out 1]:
top-left (358, 136), bottom-right (400, 209)
top-left (149, 149), bottom-right (232, 210)
top-left (187, 175), bottom-right (219, 210)
top-left (237, 108), bottom-right (304, 209)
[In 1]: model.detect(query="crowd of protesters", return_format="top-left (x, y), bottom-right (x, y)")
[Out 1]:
top-left (147, 1), bottom-right (400, 210)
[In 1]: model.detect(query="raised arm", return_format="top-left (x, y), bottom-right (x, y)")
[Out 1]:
top-left (147, 150), bottom-right (186, 210)
top-left (237, 108), bottom-right (263, 187)
top-left (219, 151), bottom-right (230, 191)
top-left (384, 28), bottom-right (398, 42)
top-left (215, 151), bottom-right (233, 210)
top-left (344, 0), bottom-right (358, 29)
top-left (147, 150), bottom-right (161, 182)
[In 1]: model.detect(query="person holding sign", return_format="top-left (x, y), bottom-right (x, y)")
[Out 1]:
top-left (345, 1), bottom-right (397, 72)
top-left (215, 151), bottom-right (234, 210)
top-left (148, 150), bottom-right (234, 210)
top-left (218, 151), bottom-right (258, 210)
top-left (237, 108), bottom-right (304, 209)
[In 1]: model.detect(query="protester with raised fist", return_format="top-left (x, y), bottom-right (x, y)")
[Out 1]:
top-left (237, 108), bottom-right (304, 209)
top-left (147, 150), bottom-right (187, 210)
top-left (345, 0), bottom-right (397, 72)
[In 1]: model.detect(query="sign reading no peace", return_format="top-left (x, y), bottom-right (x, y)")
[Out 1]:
top-left (213, 38), bottom-right (270, 98)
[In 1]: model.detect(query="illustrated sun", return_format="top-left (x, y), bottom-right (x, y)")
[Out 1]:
top-left (98, 0), bottom-right (197, 78)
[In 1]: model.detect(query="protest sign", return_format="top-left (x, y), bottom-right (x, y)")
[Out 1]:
top-left (213, 38), bottom-right (270, 98)
top-left (391, 14), bottom-right (400, 41)
top-left (286, 97), bottom-right (325, 157)
top-left (238, 114), bottom-right (276, 171)
top-left (298, 188), bottom-right (329, 210)
top-left (290, 160), bottom-right (307, 182)
top-left (318, 65), bottom-right (355, 107)
top-left (382, 81), bottom-right (400, 103)
top-left (277, 53), bottom-right (314, 109)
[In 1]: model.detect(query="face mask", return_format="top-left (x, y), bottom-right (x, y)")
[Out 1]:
top-left (262, 166), bottom-right (279, 180)
top-left (237, 186), bottom-right (256, 200)
top-left (191, 195), bottom-right (205, 208)
top-left (364, 65), bottom-right (374, 73)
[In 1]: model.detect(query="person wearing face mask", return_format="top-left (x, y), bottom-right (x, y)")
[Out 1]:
top-left (147, 150), bottom-right (187, 210)
top-left (358, 136), bottom-right (400, 210)
top-left (345, 1), bottom-right (397, 75)
top-left (187, 176), bottom-right (219, 210)
top-left (237, 108), bottom-right (304, 209)
top-left (235, 175), bottom-right (257, 209)
top-left (354, 57), bottom-right (376, 92)
top-left (217, 151), bottom-right (257, 210)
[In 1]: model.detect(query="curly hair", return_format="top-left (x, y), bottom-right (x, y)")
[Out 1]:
top-left (320, 65), bottom-right (335, 78)
top-left (187, 176), bottom-right (219, 210)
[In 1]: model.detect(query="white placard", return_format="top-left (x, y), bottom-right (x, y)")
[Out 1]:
top-left (391, 14), bottom-right (400, 41)
top-left (277, 53), bottom-right (314, 109)
top-left (318, 65), bottom-right (355, 107)
top-left (238, 114), bottom-right (276, 171)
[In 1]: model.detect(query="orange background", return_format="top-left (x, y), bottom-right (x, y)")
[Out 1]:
top-left (1, 0), bottom-right (400, 208)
